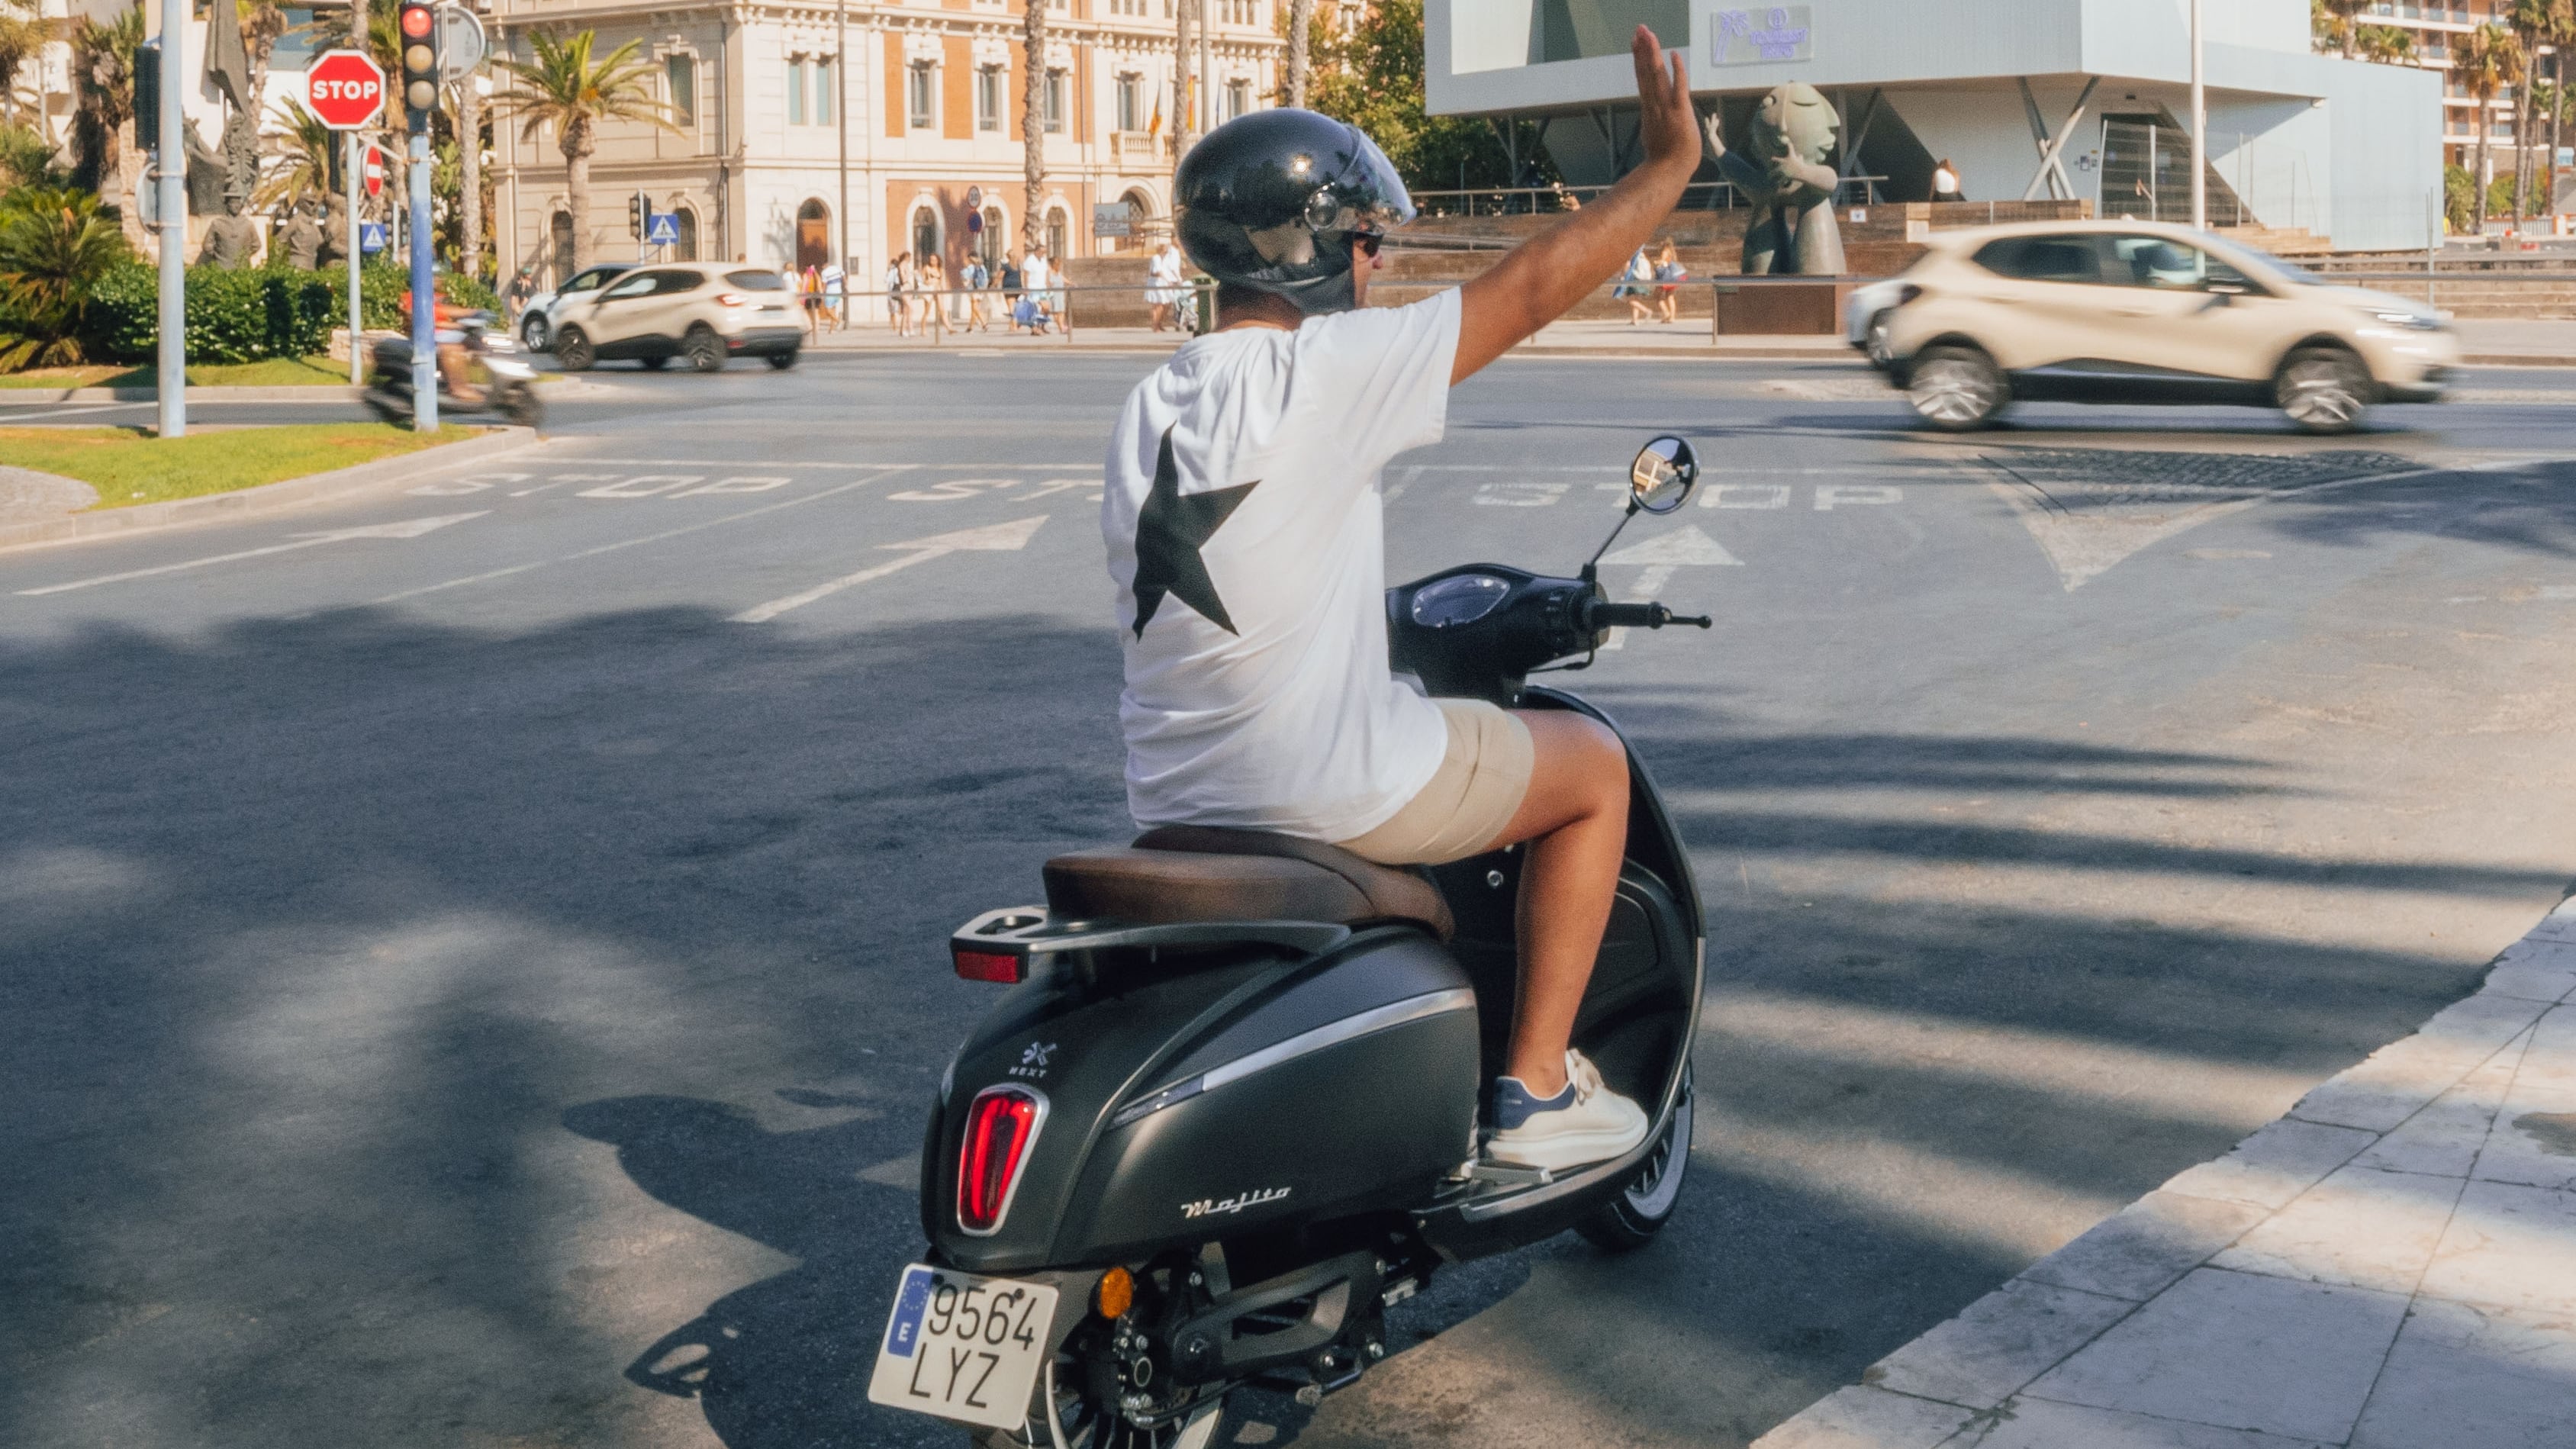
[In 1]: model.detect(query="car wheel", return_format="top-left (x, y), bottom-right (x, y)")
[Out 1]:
top-left (553, 327), bottom-right (595, 372)
top-left (2276, 346), bottom-right (2371, 434)
top-left (684, 325), bottom-right (726, 372)
top-left (1906, 344), bottom-right (2007, 430)
top-left (764, 349), bottom-right (798, 371)
top-left (1864, 309), bottom-right (1896, 369)
top-left (520, 315), bottom-right (549, 351)
top-left (639, 355), bottom-right (669, 371)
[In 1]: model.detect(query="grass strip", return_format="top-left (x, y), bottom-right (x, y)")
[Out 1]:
top-left (0, 423), bottom-right (481, 509)
top-left (0, 356), bottom-right (353, 390)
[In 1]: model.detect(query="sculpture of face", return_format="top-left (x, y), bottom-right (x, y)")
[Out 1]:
top-left (1750, 82), bottom-right (1839, 168)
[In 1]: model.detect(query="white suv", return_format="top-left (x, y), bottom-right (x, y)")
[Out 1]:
top-left (519, 262), bottom-right (633, 352)
top-left (1882, 221), bottom-right (2457, 433)
top-left (551, 265), bottom-right (803, 373)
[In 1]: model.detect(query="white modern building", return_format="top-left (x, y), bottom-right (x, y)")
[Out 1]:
top-left (1425, 0), bottom-right (2444, 251)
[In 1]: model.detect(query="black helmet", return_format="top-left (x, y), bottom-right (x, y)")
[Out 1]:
top-left (1174, 108), bottom-right (1414, 316)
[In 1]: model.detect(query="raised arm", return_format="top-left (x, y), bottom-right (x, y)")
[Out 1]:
top-left (1451, 27), bottom-right (1700, 383)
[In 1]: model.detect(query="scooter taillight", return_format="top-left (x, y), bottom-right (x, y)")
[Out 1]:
top-left (957, 1086), bottom-right (1046, 1235)
top-left (952, 946), bottom-right (1025, 984)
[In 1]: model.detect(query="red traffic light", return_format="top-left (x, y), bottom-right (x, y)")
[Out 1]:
top-left (399, 4), bottom-right (433, 38)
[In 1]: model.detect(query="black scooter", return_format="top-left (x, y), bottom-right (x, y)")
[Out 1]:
top-left (870, 437), bottom-right (1713, 1447)
top-left (363, 312), bottom-right (546, 429)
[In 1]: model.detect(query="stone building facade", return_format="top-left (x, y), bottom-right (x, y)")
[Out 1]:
top-left (485, 0), bottom-right (1283, 294)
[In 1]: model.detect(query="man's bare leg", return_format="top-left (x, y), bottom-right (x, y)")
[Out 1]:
top-left (1490, 710), bottom-right (1629, 1097)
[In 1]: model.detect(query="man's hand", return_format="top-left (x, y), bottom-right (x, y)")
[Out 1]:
top-left (1451, 24), bottom-right (1699, 382)
top-left (1631, 25), bottom-right (1698, 178)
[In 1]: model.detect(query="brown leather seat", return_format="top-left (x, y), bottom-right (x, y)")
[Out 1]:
top-left (1042, 825), bottom-right (1454, 940)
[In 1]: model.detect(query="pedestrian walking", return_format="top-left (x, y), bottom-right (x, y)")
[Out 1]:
top-left (503, 267), bottom-right (536, 325)
top-left (820, 258), bottom-right (845, 332)
top-left (919, 253), bottom-right (948, 336)
top-left (963, 253), bottom-right (992, 331)
top-left (1934, 158), bottom-right (1964, 203)
top-left (1146, 237), bottom-right (1187, 333)
top-left (1616, 246), bottom-right (1654, 325)
top-left (1019, 246), bottom-right (1057, 335)
top-left (1652, 240), bottom-right (1687, 324)
top-left (887, 252), bottom-right (912, 336)
top-left (800, 264), bottom-right (823, 339)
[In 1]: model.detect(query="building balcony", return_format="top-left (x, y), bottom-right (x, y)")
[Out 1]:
top-left (1112, 130), bottom-right (1162, 166)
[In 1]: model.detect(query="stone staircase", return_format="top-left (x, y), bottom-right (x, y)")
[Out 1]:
top-left (2304, 250), bottom-right (2576, 317)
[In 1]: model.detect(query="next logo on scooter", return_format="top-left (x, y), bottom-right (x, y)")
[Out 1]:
top-left (1009, 1042), bottom-right (1056, 1080)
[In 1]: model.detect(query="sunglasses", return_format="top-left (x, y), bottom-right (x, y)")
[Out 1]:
top-left (1353, 231), bottom-right (1384, 259)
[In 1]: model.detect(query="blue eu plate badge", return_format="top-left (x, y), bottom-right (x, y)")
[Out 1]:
top-left (867, 1263), bottom-right (1060, 1431)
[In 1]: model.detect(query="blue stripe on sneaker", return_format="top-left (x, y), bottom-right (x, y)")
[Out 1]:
top-left (1492, 1075), bottom-right (1576, 1132)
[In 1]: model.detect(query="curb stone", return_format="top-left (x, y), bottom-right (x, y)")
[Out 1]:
top-left (0, 378), bottom-right (608, 404)
top-left (1750, 890), bottom-right (2576, 1449)
top-left (0, 426), bottom-right (542, 555)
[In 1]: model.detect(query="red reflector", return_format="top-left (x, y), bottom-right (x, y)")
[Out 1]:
top-left (953, 948), bottom-right (1024, 984)
top-left (958, 1087), bottom-right (1045, 1234)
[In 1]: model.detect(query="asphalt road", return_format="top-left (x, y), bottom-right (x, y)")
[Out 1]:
top-left (5, 353), bottom-right (2574, 1449)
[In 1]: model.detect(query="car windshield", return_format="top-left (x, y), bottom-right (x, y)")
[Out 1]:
top-left (726, 269), bottom-right (789, 291)
top-left (2233, 249), bottom-right (2322, 287)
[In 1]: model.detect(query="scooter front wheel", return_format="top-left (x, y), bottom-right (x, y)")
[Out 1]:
top-left (1576, 1066), bottom-right (1692, 1251)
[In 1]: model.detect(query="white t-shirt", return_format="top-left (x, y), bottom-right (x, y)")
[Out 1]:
top-left (1103, 289), bottom-right (1461, 841)
top-left (1022, 256), bottom-right (1054, 291)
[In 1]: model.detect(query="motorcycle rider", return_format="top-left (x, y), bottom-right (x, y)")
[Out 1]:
top-left (1103, 27), bottom-right (1700, 1170)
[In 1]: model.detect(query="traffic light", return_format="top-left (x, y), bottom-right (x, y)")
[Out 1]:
top-left (398, 0), bottom-right (440, 124)
top-left (630, 192), bottom-right (651, 239)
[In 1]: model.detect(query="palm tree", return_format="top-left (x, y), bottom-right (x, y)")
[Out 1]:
top-left (1288, 0), bottom-right (1313, 107)
top-left (2316, 0), bottom-right (2370, 57)
top-left (491, 31), bottom-right (671, 274)
top-left (1022, 0), bottom-right (1047, 257)
top-left (71, 5), bottom-right (146, 253)
top-left (2545, 1), bottom-right (2576, 223)
top-left (0, 0), bottom-right (43, 129)
top-left (2455, 23), bottom-right (2525, 233)
top-left (2357, 24), bottom-right (2417, 65)
top-left (254, 98), bottom-right (336, 214)
top-left (0, 185), bottom-right (135, 371)
top-left (2509, 0), bottom-right (2555, 221)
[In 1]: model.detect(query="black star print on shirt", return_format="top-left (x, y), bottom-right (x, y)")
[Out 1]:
top-left (1132, 425), bottom-right (1260, 637)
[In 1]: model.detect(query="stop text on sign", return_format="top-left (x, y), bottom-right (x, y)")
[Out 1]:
top-left (304, 49), bottom-right (389, 130)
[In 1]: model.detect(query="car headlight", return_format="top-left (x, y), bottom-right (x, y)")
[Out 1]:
top-left (2370, 310), bottom-right (2442, 332)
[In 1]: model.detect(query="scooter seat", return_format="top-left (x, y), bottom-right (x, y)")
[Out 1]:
top-left (1042, 826), bottom-right (1454, 941)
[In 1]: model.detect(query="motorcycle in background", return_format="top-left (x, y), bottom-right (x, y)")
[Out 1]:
top-left (363, 311), bottom-right (546, 429)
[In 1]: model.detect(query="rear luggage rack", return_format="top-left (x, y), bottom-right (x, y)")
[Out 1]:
top-left (949, 906), bottom-right (1351, 983)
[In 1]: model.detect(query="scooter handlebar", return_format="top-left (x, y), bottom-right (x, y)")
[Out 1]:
top-left (1586, 601), bottom-right (1714, 631)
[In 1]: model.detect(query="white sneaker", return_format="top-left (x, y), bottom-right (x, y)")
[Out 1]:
top-left (1483, 1049), bottom-right (1651, 1172)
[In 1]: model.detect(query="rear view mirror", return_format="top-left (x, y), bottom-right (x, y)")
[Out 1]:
top-left (1630, 436), bottom-right (1699, 514)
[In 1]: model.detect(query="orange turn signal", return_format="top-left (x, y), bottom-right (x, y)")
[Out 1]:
top-left (1096, 1266), bottom-right (1135, 1319)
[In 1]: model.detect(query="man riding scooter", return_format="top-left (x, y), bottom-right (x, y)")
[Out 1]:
top-left (400, 279), bottom-right (487, 406)
top-left (1102, 24), bottom-right (1702, 1170)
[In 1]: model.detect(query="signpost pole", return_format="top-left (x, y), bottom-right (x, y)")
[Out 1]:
top-left (409, 131), bottom-right (437, 431)
top-left (156, 0), bottom-right (186, 439)
top-left (2188, 0), bottom-right (2207, 230)
top-left (348, 131), bottom-right (363, 385)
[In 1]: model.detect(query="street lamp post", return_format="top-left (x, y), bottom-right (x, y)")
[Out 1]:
top-left (2190, 0), bottom-right (2207, 230)
top-left (156, 0), bottom-right (186, 438)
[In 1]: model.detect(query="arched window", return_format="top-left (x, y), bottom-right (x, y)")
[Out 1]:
top-left (980, 206), bottom-right (1006, 265)
top-left (673, 208), bottom-right (699, 262)
top-left (550, 211), bottom-right (574, 283)
top-left (797, 199), bottom-right (832, 272)
top-left (1045, 208), bottom-right (1068, 262)
top-left (913, 205), bottom-right (942, 265)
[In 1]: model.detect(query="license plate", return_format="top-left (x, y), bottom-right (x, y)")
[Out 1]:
top-left (865, 1264), bottom-right (1059, 1431)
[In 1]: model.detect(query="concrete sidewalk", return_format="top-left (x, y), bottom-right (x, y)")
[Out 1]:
top-left (1757, 895), bottom-right (2576, 1449)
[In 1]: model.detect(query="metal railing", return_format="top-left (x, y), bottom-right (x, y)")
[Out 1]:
top-left (797, 279), bottom-right (1220, 343)
top-left (1407, 177), bottom-right (1889, 217)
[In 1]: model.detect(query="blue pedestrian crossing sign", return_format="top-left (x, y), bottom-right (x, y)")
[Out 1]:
top-left (359, 221), bottom-right (388, 254)
top-left (644, 212), bottom-right (680, 246)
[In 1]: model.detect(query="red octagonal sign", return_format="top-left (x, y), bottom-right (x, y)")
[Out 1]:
top-left (305, 50), bottom-right (388, 130)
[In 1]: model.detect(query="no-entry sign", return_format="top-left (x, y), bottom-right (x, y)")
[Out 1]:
top-left (305, 50), bottom-right (388, 130)
top-left (362, 144), bottom-right (388, 198)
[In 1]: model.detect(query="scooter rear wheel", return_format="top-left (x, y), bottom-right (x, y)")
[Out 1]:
top-left (1575, 1066), bottom-right (1692, 1251)
top-left (973, 1351), bottom-right (1228, 1449)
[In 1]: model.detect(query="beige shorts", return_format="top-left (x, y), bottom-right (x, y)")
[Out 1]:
top-left (1334, 700), bottom-right (1536, 866)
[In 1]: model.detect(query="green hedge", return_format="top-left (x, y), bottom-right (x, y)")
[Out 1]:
top-left (84, 262), bottom-right (504, 363)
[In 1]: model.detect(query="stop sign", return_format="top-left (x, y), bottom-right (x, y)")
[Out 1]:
top-left (304, 50), bottom-right (387, 130)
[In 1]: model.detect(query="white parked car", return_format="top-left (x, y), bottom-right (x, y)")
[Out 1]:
top-left (518, 262), bottom-right (636, 352)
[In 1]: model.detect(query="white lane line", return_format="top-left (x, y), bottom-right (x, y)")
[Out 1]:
top-left (733, 514), bottom-right (1048, 623)
top-left (369, 466), bottom-right (917, 604)
top-left (1383, 465), bottom-right (1426, 504)
top-left (0, 404), bottom-right (136, 422)
top-left (17, 514), bottom-right (489, 597)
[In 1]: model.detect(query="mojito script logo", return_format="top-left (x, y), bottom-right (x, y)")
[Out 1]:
top-left (1180, 1187), bottom-right (1292, 1219)
top-left (1712, 5), bottom-right (1812, 65)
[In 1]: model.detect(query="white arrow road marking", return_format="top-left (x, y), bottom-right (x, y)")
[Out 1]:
top-left (1597, 526), bottom-right (1738, 653)
top-left (733, 515), bottom-right (1048, 623)
top-left (16, 513), bottom-right (488, 597)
